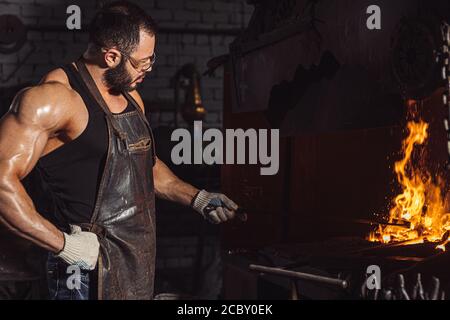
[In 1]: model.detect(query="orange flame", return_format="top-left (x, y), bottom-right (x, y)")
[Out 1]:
top-left (368, 120), bottom-right (450, 250)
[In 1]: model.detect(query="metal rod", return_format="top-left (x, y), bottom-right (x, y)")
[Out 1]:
top-left (348, 239), bottom-right (417, 254)
top-left (353, 218), bottom-right (410, 228)
top-left (290, 281), bottom-right (299, 300)
top-left (249, 264), bottom-right (348, 289)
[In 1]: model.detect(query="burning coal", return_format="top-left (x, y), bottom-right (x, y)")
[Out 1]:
top-left (369, 119), bottom-right (450, 250)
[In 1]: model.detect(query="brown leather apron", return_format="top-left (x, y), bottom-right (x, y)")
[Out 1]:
top-left (75, 60), bottom-right (157, 300)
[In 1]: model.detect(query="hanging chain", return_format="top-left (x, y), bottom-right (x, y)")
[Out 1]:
top-left (441, 22), bottom-right (450, 168)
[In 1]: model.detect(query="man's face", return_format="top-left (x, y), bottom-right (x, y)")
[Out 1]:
top-left (104, 30), bottom-right (156, 92)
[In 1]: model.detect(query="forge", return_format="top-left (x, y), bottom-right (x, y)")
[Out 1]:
top-left (220, 0), bottom-right (450, 300)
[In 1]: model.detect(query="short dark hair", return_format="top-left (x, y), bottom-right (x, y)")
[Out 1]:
top-left (89, 1), bottom-right (158, 55)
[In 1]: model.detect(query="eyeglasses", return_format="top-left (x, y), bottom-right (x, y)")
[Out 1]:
top-left (120, 51), bottom-right (156, 72)
top-left (94, 41), bottom-right (156, 71)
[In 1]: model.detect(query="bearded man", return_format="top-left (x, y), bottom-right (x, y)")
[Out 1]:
top-left (0, 0), bottom-right (238, 300)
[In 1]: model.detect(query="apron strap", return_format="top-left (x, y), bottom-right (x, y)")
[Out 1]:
top-left (74, 58), bottom-right (156, 164)
top-left (74, 58), bottom-right (127, 141)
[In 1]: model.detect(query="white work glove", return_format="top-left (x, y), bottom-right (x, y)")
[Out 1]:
top-left (56, 225), bottom-right (100, 271)
top-left (191, 190), bottom-right (239, 224)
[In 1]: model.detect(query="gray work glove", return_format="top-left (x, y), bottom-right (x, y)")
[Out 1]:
top-left (191, 190), bottom-right (239, 224)
top-left (56, 225), bottom-right (100, 271)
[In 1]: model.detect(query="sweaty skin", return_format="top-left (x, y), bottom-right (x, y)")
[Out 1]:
top-left (0, 73), bottom-right (201, 257)
top-left (0, 81), bottom-right (79, 253)
top-left (0, 30), bottom-right (233, 255)
top-left (0, 70), bottom-right (200, 255)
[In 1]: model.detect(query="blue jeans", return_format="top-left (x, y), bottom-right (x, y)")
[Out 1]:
top-left (46, 254), bottom-right (91, 300)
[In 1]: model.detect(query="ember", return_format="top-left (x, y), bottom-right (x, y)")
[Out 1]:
top-left (369, 115), bottom-right (450, 250)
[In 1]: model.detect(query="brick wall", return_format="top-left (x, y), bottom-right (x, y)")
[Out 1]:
top-left (0, 0), bottom-right (253, 128)
top-left (139, 1), bottom-right (251, 295)
top-left (0, 0), bottom-right (253, 297)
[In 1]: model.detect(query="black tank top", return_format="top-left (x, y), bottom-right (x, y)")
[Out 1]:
top-left (36, 64), bottom-right (134, 227)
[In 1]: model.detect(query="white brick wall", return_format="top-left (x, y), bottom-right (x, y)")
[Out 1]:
top-left (0, 0), bottom-right (253, 128)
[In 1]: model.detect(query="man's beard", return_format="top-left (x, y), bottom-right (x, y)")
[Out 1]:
top-left (103, 58), bottom-right (138, 93)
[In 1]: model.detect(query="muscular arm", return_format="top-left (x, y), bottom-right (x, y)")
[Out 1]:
top-left (153, 157), bottom-right (199, 206)
top-left (0, 83), bottom-right (74, 253)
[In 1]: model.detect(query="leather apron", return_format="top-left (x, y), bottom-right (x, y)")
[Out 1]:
top-left (75, 60), bottom-right (157, 300)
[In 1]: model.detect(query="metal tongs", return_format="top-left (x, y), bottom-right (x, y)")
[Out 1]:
top-left (204, 197), bottom-right (248, 222)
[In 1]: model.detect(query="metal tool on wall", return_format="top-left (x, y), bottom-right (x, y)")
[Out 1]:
top-left (0, 14), bottom-right (36, 84)
top-left (172, 63), bottom-right (207, 127)
top-left (0, 15), bottom-right (27, 54)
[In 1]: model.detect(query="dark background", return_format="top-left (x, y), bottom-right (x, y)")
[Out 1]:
top-left (0, 0), bottom-right (253, 299)
top-left (2, 0), bottom-right (450, 300)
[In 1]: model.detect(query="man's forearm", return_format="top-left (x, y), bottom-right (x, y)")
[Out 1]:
top-left (0, 177), bottom-right (64, 253)
top-left (153, 158), bottom-right (199, 206)
top-left (153, 158), bottom-right (239, 224)
top-left (157, 178), bottom-right (199, 206)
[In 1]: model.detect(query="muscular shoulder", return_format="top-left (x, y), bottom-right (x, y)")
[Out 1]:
top-left (9, 81), bottom-right (79, 133)
top-left (129, 90), bottom-right (145, 114)
top-left (39, 67), bottom-right (71, 88)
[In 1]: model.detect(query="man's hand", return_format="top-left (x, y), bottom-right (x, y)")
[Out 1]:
top-left (56, 225), bottom-right (100, 270)
top-left (153, 158), bottom-right (241, 223)
top-left (191, 190), bottom-right (239, 224)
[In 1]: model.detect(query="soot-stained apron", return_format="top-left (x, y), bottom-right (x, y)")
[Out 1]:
top-left (75, 60), bottom-right (157, 300)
